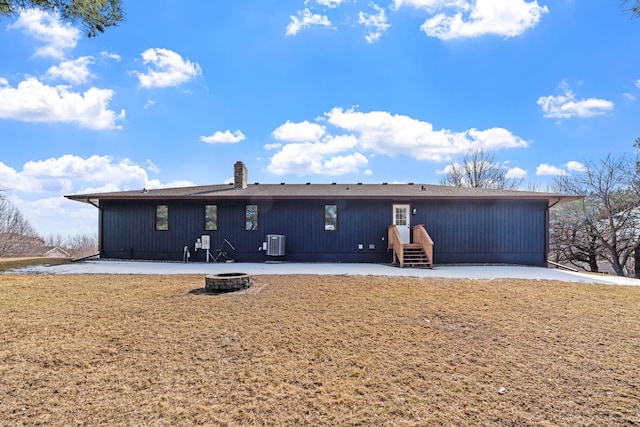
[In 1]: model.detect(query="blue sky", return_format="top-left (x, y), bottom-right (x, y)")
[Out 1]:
top-left (0, 0), bottom-right (639, 238)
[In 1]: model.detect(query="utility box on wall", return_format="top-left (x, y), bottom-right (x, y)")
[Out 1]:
top-left (266, 234), bottom-right (285, 256)
top-left (201, 235), bottom-right (210, 250)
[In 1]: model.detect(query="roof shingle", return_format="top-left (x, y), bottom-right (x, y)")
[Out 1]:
top-left (65, 182), bottom-right (581, 205)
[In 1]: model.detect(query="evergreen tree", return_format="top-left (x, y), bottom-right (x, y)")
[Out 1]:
top-left (0, 0), bottom-right (123, 36)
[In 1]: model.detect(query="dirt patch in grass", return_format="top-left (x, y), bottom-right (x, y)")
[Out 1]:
top-left (1, 274), bottom-right (639, 426)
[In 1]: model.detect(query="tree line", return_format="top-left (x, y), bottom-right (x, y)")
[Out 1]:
top-left (0, 189), bottom-right (97, 258)
top-left (548, 144), bottom-right (640, 277)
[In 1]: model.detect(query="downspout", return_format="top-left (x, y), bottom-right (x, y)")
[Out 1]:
top-left (86, 198), bottom-right (103, 257)
top-left (544, 203), bottom-right (550, 267)
top-left (544, 198), bottom-right (562, 267)
top-left (548, 198), bottom-right (561, 209)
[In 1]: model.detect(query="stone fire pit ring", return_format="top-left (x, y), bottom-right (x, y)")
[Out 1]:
top-left (205, 273), bottom-right (254, 293)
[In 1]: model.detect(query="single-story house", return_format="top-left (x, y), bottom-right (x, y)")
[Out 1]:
top-left (66, 161), bottom-right (580, 267)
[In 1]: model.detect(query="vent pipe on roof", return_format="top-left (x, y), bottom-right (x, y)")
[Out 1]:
top-left (234, 161), bottom-right (248, 189)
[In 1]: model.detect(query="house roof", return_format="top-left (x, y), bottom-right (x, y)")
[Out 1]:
top-left (65, 182), bottom-right (582, 207)
top-left (44, 246), bottom-right (71, 257)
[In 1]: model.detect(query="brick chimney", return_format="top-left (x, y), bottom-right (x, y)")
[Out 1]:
top-left (234, 161), bottom-right (248, 189)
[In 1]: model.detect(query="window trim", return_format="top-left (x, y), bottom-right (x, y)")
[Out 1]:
top-left (204, 204), bottom-right (218, 231)
top-left (155, 204), bottom-right (169, 231)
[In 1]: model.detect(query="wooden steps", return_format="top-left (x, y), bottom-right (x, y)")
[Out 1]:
top-left (388, 224), bottom-right (434, 269)
top-left (400, 244), bottom-right (431, 268)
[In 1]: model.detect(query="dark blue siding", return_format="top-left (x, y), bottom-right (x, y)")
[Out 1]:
top-left (100, 198), bottom-right (548, 266)
top-left (413, 200), bottom-right (547, 265)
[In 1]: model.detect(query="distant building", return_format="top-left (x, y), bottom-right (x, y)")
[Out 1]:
top-left (66, 161), bottom-right (580, 267)
top-left (43, 247), bottom-right (71, 258)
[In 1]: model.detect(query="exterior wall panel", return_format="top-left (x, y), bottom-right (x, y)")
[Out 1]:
top-left (100, 198), bottom-right (548, 266)
top-left (414, 200), bottom-right (547, 265)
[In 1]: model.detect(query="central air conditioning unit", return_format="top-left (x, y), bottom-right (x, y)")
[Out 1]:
top-left (266, 234), bottom-right (285, 256)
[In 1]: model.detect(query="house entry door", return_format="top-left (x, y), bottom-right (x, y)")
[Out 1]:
top-left (393, 204), bottom-right (411, 243)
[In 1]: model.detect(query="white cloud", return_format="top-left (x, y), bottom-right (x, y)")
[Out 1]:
top-left (2, 155), bottom-right (196, 238)
top-left (268, 135), bottom-right (367, 175)
top-left (0, 77), bottom-right (125, 130)
top-left (536, 163), bottom-right (568, 176)
top-left (311, 0), bottom-right (345, 8)
top-left (0, 155), bottom-right (165, 195)
top-left (0, 162), bottom-right (31, 192)
top-left (636, 80), bottom-right (640, 89)
top-left (325, 107), bottom-right (527, 161)
top-left (267, 107), bottom-right (528, 176)
top-left (9, 194), bottom-right (99, 238)
top-left (359, 4), bottom-right (391, 43)
top-left (437, 162), bottom-right (466, 176)
top-left (537, 82), bottom-right (613, 119)
top-left (8, 9), bottom-right (80, 58)
top-left (264, 143), bottom-right (283, 150)
top-left (146, 159), bottom-right (161, 174)
top-left (143, 99), bottom-right (155, 109)
top-left (392, 0), bottom-right (548, 40)
top-left (623, 93), bottom-right (637, 101)
top-left (466, 128), bottom-right (529, 150)
top-left (134, 48), bottom-right (202, 89)
top-left (272, 120), bottom-right (326, 142)
top-left (392, 0), bottom-right (470, 11)
top-left (0, 77), bottom-right (8, 86)
top-left (322, 153), bottom-right (369, 175)
top-left (200, 130), bottom-right (246, 144)
top-left (22, 155), bottom-right (152, 191)
top-left (101, 51), bottom-right (121, 61)
top-left (506, 167), bottom-right (527, 179)
top-left (286, 8), bottom-right (332, 36)
top-left (532, 161), bottom-right (585, 177)
top-left (46, 56), bottom-right (95, 85)
top-left (148, 179), bottom-right (197, 190)
top-left (566, 161), bottom-right (587, 172)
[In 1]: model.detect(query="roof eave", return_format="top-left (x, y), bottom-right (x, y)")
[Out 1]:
top-left (65, 193), bottom-right (584, 204)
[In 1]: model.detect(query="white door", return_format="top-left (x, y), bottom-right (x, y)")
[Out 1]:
top-left (393, 204), bottom-right (411, 243)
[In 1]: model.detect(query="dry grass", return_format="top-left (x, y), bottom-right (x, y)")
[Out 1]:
top-left (1, 273), bottom-right (640, 426)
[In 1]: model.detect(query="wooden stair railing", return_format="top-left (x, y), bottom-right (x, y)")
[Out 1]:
top-left (413, 224), bottom-right (434, 269)
top-left (388, 224), bottom-right (435, 268)
top-left (387, 224), bottom-right (404, 267)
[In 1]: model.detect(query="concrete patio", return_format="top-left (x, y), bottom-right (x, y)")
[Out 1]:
top-left (8, 259), bottom-right (640, 286)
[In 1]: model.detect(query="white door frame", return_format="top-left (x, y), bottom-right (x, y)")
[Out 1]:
top-left (393, 204), bottom-right (411, 243)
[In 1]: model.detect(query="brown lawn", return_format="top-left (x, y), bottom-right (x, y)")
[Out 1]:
top-left (1, 271), bottom-right (639, 426)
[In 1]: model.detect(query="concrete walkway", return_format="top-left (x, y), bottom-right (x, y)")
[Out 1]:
top-left (8, 259), bottom-right (640, 286)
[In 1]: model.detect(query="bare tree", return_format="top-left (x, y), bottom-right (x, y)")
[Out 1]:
top-left (549, 195), bottom-right (601, 272)
top-left (64, 234), bottom-right (98, 257)
top-left (552, 154), bottom-right (640, 276)
top-left (440, 148), bottom-right (523, 190)
top-left (45, 234), bottom-right (64, 248)
top-left (0, 196), bottom-right (43, 256)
